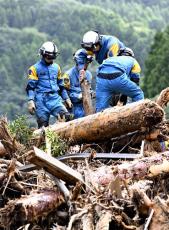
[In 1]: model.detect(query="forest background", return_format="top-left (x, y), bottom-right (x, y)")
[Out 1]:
top-left (0, 0), bottom-right (168, 122)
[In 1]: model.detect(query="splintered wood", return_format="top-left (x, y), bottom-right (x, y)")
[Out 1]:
top-left (1, 94), bottom-right (169, 229)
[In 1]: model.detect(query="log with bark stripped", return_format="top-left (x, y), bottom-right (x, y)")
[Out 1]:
top-left (85, 151), bottom-right (169, 187)
top-left (0, 189), bottom-right (64, 228)
top-left (33, 99), bottom-right (164, 145)
top-left (80, 69), bottom-right (94, 116)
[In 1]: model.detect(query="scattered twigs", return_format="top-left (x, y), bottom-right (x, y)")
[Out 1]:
top-left (67, 209), bottom-right (88, 230)
top-left (2, 158), bottom-right (16, 196)
top-left (144, 209), bottom-right (154, 230)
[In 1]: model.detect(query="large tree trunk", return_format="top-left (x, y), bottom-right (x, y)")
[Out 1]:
top-left (34, 99), bottom-right (164, 145)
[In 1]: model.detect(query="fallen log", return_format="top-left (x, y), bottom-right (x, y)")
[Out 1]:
top-left (33, 99), bottom-right (164, 145)
top-left (0, 189), bottom-right (64, 229)
top-left (85, 151), bottom-right (169, 187)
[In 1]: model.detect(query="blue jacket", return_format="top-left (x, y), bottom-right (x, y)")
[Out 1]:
top-left (63, 66), bottom-right (92, 103)
top-left (98, 56), bottom-right (141, 80)
top-left (26, 59), bottom-right (69, 100)
top-left (87, 35), bottom-right (125, 64)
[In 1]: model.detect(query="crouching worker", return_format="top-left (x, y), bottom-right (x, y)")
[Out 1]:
top-left (96, 47), bottom-right (144, 112)
top-left (26, 41), bottom-right (73, 128)
top-left (63, 49), bottom-right (93, 119)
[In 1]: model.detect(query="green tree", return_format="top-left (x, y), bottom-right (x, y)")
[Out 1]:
top-left (143, 27), bottom-right (169, 97)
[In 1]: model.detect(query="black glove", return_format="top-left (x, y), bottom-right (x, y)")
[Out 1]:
top-left (119, 94), bottom-right (127, 105)
top-left (58, 111), bottom-right (74, 122)
top-left (110, 94), bottom-right (121, 106)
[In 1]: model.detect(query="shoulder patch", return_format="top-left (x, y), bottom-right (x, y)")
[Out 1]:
top-left (132, 60), bottom-right (141, 73)
top-left (28, 66), bottom-right (38, 80)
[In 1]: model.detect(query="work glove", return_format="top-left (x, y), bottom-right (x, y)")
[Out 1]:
top-left (78, 93), bottom-right (83, 100)
top-left (28, 100), bottom-right (36, 115)
top-left (90, 90), bottom-right (96, 99)
top-left (86, 55), bottom-right (94, 64)
top-left (79, 69), bottom-right (86, 83)
top-left (65, 98), bottom-right (73, 109)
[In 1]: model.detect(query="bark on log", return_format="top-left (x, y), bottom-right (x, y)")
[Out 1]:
top-left (33, 99), bottom-right (164, 145)
top-left (86, 151), bottom-right (169, 187)
top-left (0, 189), bottom-right (64, 228)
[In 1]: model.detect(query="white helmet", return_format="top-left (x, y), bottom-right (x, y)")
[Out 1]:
top-left (118, 47), bottom-right (135, 57)
top-left (81, 31), bottom-right (100, 50)
top-left (39, 41), bottom-right (59, 59)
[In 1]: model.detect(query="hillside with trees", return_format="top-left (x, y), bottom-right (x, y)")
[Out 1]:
top-left (0, 0), bottom-right (169, 120)
top-left (143, 26), bottom-right (169, 98)
top-left (1, 2), bottom-right (169, 228)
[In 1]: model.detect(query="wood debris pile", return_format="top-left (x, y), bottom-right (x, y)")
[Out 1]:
top-left (1, 88), bottom-right (169, 230)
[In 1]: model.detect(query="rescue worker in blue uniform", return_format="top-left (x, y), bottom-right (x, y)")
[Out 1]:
top-left (63, 49), bottom-right (93, 119)
top-left (81, 30), bottom-right (129, 105)
top-left (81, 30), bottom-right (125, 64)
top-left (95, 47), bottom-right (144, 112)
top-left (26, 41), bottom-right (72, 128)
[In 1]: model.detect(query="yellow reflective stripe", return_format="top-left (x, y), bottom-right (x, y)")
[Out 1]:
top-left (108, 44), bottom-right (119, 57)
top-left (131, 60), bottom-right (141, 73)
top-left (165, 141), bottom-right (169, 149)
top-left (63, 73), bottom-right (70, 89)
top-left (57, 65), bottom-right (62, 80)
top-left (28, 66), bottom-right (38, 80)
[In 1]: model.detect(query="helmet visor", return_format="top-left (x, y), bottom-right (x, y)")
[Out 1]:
top-left (81, 42), bottom-right (94, 50)
top-left (44, 52), bottom-right (58, 60)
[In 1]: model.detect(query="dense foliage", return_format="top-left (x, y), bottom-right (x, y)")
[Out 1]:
top-left (143, 26), bottom-right (169, 98)
top-left (0, 0), bottom-right (169, 121)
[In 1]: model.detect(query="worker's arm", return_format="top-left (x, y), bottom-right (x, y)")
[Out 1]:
top-left (130, 60), bottom-right (141, 85)
top-left (26, 66), bottom-right (38, 114)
